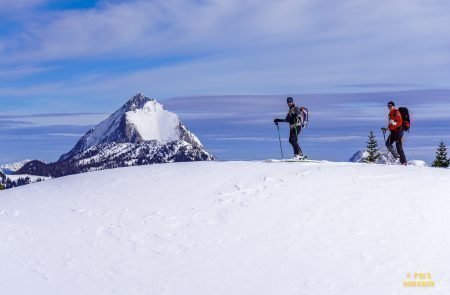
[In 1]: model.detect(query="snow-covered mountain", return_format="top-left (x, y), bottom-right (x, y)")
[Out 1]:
top-left (59, 93), bottom-right (205, 161)
top-left (349, 149), bottom-right (397, 164)
top-left (349, 150), bottom-right (427, 166)
top-left (18, 93), bottom-right (214, 177)
top-left (1, 161), bottom-right (450, 294)
top-left (0, 160), bottom-right (42, 189)
top-left (0, 159), bottom-right (32, 174)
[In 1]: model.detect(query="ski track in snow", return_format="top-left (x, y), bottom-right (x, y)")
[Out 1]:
top-left (1, 161), bottom-right (450, 295)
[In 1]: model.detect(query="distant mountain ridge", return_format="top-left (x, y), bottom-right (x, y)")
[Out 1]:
top-left (349, 150), bottom-right (427, 166)
top-left (18, 93), bottom-right (214, 177)
top-left (0, 159), bottom-right (32, 174)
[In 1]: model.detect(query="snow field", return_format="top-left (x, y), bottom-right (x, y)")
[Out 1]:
top-left (1, 161), bottom-right (449, 295)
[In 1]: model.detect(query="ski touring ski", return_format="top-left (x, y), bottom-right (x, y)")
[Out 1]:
top-left (264, 158), bottom-right (326, 163)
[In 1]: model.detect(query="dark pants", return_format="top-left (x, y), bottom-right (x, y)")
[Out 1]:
top-left (289, 126), bottom-right (303, 156)
top-left (386, 130), bottom-right (407, 164)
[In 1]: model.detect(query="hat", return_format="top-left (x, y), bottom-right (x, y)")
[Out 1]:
top-left (387, 101), bottom-right (395, 106)
top-left (286, 97), bottom-right (294, 103)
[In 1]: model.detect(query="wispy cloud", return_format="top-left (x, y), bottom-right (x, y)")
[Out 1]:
top-left (209, 135), bottom-right (366, 143)
top-left (45, 132), bottom-right (84, 137)
top-left (0, 65), bottom-right (54, 79)
top-left (404, 145), bottom-right (439, 158)
top-left (338, 83), bottom-right (422, 89)
top-left (0, 113), bottom-right (108, 126)
top-left (1, 0), bottom-right (450, 103)
top-left (304, 136), bottom-right (366, 143)
top-left (0, 112), bottom-right (107, 118)
top-left (0, 0), bottom-right (46, 13)
top-left (0, 120), bottom-right (33, 128)
top-left (175, 112), bottom-right (240, 120)
top-left (212, 137), bottom-right (279, 142)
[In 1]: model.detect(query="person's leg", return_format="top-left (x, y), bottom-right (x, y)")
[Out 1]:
top-left (395, 131), bottom-right (407, 164)
top-left (386, 133), bottom-right (399, 158)
top-left (296, 127), bottom-right (303, 156)
top-left (289, 127), bottom-right (300, 155)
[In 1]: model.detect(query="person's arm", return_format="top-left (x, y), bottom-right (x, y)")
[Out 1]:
top-left (273, 118), bottom-right (287, 124)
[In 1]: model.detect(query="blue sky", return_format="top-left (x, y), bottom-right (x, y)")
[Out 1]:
top-left (1, 0), bottom-right (450, 164)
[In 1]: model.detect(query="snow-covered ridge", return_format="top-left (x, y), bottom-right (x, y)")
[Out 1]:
top-left (349, 150), bottom-right (428, 166)
top-left (1, 161), bottom-right (450, 294)
top-left (0, 159), bottom-right (32, 174)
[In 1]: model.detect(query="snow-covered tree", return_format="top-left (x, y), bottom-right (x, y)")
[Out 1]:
top-left (364, 131), bottom-right (381, 163)
top-left (0, 171), bottom-right (6, 190)
top-left (432, 141), bottom-right (449, 168)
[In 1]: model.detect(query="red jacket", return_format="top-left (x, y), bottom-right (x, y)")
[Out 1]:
top-left (388, 108), bottom-right (403, 131)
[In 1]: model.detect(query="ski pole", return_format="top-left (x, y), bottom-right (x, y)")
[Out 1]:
top-left (276, 124), bottom-right (284, 159)
top-left (381, 127), bottom-right (393, 161)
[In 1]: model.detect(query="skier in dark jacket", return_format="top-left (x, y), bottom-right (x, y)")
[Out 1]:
top-left (273, 97), bottom-right (305, 160)
top-left (382, 101), bottom-right (407, 165)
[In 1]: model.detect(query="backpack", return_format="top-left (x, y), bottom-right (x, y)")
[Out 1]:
top-left (398, 107), bottom-right (411, 131)
top-left (299, 106), bottom-right (309, 128)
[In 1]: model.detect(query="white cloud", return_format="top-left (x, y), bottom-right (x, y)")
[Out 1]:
top-left (175, 112), bottom-right (240, 120)
top-left (212, 137), bottom-right (279, 142)
top-left (410, 104), bottom-right (450, 120)
top-left (0, 65), bottom-right (54, 78)
top-left (1, 0), bottom-right (450, 100)
top-left (45, 133), bottom-right (84, 137)
top-left (209, 135), bottom-right (367, 143)
top-left (304, 135), bottom-right (366, 143)
top-left (0, 113), bottom-right (109, 126)
top-left (3, 0), bottom-right (450, 62)
top-left (0, 0), bottom-right (45, 12)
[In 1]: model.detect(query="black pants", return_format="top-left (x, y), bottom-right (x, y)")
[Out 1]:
top-left (386, 130), bottom-right (407, 164)
top-left (289, 126), bottom-right (303, 156)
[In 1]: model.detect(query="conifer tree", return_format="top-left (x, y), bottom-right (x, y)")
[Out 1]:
top-left (432, 141), bottom-right (449, 168)
top-left (0, 171), bottom-right (6, 190)
top-left (364, 131), bottom-right (380, 163)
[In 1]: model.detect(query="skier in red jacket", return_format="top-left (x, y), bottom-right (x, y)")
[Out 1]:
top-left (383, 101), bottom-right (407, 165)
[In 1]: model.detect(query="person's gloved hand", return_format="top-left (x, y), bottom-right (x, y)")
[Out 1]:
top-left (381, 127), bottom-right (387, 132)
top-left (389, 119), bottom-right (396, 125)
top-left (274, 119), bottom-right (281, 125)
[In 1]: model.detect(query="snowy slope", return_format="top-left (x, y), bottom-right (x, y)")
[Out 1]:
top-left (1, 161), bottom-right (450, 295)
top-left (125, 99), bottom-right (180, 142)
